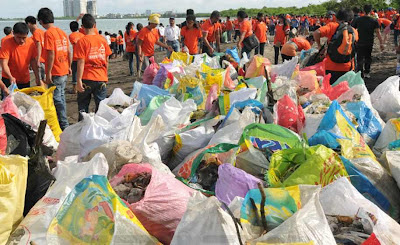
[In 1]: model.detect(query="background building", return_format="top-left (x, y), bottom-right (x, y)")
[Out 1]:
top-left (145, 10), bottom-right (151, 16)
top-left (64, 0), bottom-right (97, 17)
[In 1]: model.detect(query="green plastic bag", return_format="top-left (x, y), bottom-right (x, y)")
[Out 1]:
top-left (266, 145), bottom-right (348, 187)
top-left (139, 95), bottom-right (170, 125)
top-left (236, 123), bottom-right (304, 178)
top-left (332, 71), bottom-right (363, 87)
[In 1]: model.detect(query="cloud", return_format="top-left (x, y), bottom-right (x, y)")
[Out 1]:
top-left (0, 0), bottom-right (322, 18)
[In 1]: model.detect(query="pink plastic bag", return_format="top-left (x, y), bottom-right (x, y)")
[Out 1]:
top-left (215, 163), bottom-right (261, 206)
top-left (300, 58), bottom-right (326, 77)
top-left (274, 95), bottom-right (305, 133)
top-left (224, 66), bottom-right (236, 90)
top-left (0, 97), bottom-right (20, 155)
top-left (142, 56), bottom-right (159, 85)
top-left (110, 163), bottom-right (194, 245)
top-left (245, 55), bottom-right (271, 78)
top-left (294, 70), bottom-right (320, 93)
top-left (205, 83), bottom-right (219, 111)
top-left (321, 73), bottom-right (350, 100)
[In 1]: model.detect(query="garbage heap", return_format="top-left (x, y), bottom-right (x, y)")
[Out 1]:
top-left (3, 50), bottom-right (400, 245)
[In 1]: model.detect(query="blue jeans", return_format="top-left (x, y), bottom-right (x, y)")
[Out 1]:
top-left (77, 80), bottom-right (107, 121)
top-left (167, 40), bottom-right (180, 58)
top-left (127, 52), bottom-right (135, 75)
top-left (51, 75), bottom-right (69, 130)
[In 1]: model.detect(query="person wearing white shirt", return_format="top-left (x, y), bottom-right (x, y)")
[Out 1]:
top-left (158, 23), bottom-right (165, 51)
top-left (164, 17), bottom-right (180, 57)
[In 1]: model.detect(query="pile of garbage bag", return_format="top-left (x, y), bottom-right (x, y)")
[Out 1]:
top-left (3, 52), bottom-right (400, 245)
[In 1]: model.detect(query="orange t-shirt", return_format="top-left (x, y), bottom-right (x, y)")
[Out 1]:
top-left (44, 26), bottom-right (70, 76)
top-left (226, 20), bottom-right (233, 30)
top-left (274, 24), bottom-right (289, 45)
top-left (282, 37), bottom-right (311, 56)
top-left (69, 31), bottom-right (85, 61)
top-left (378, 18), bottom-right (392, 27)
top-left (117, 35), bottom-right (124, 45)
top-left (110, 37), bottom-right (116, 43)
top-left (201, 19), bottom-right (216, 43)
top-left (79, 27), bottom-right (99, 35)
top-left (32, 28), bottom-right (45, 63)
top-left (254, 21), bottom-right (267, 43)
top-left (0, 37), bottom-right (37, 83)
top-left (0, 34), bottom-right (13, 50)
top-left (125, 29), bottom-right (137, 53)
top-left (319, 22), bottom-right (358, 71)
top-left (74, 34), bottom-right (112, 82)
top-left (181, 26), bottom-right (202, 55)
top-left (137, 27), bottom-right (160, 57)
top-left (240, 19), bottom-right (253, 39)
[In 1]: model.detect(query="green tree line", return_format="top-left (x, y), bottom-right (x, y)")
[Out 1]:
top-left (216, 0), bottom-right (395, 17)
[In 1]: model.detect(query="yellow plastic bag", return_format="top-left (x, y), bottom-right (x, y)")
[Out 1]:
top-left (0, 155), bottom-right (28, 245)
top-left (177, 75), bottom-right (206, 110)
top-left (47, 175), bottom-right (159, 244)
top-left (170, 52), bottom-right (193, 65)
top-left (17, 86), bottom-right (62, 142)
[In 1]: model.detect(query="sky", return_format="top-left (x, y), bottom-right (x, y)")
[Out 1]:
top-left (0, 0), bottom-right (323, 18)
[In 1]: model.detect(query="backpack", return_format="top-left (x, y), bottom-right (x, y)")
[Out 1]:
top-left (327, 22), bottom-right (356, 64)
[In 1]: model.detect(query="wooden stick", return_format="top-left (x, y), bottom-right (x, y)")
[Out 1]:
top-left (258, 182), bottom-right (268, 234)
top-left (222, 202), bottom-right (243, 245)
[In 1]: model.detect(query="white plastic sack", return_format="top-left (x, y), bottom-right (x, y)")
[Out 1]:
top-left (271, 56), bottom-right (299, 79)
top-left (169, 117), bottom-right (221, 170)
top-left (56, 120), bottom-right (85, 161)
top-left (209, 107), bottom-right (256, 145)
top-left (11, 92), bottom-right (58, 150)
top-left (84, 140), bottom-right (143, 178)
top-left (227, 88), bottom-right (257, 108)
top-left (371, 76), bottom-right (400, 122)
top-left (79, 113), bottom-right (134, 159)
top-left (272, 77), bottom-right (298, 103)
top-left (320, 177), bottom-right (400, 245)
top-left (129, 115), bottom-right (173, 175)
top-left (373, 118), bottom-right (400, 157)
top-left (385, 151), bottom-right (400, 189)
top-left (171, 192), bottom-right (242, 245)
top-left (96, 88), bottom-right (139, 123)
top-left (251, 187), bottom-right (336, 245)
top-left (7, 154), bottom-right (109, 245)
top-left (302, 113), bottom-right (324, 138)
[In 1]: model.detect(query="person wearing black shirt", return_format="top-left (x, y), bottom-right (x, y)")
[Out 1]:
top-left (352, 4), bottom-right (384, 79)
top-left (181, 9), bottom-right (194, 28)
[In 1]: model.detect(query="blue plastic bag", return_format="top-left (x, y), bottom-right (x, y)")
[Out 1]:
top-left (341, 157), bottom-right (391, 214)
top-left (226, 47), bottom-right (240, 63)
top-left (130, 82), bottom-right (170, 115)
top-left (346, 101), bottom-right (382, 145)
top-left (308, 130), bottom-right (343, 149)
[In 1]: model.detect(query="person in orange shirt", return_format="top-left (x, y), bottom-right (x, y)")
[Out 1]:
top-left (314, 8), bottom-right (358, 84)
top-left (201, 11), bottom-right (221, 56)
top-left (0, 27), bottom-right (12, 50)
top-left (225, 16), bottom-right (234, 43)
top-left (137, 14), bottom-right (172, 73)
top-left (237, 10), bottom-right (255, 57)
top-left (0, 22), bottom-right (40, 98)
top-left (281, 35), bottom-right (314, 61)
top-left (38, 7), bottom-right (71, 130)
top-left (274, 14), bottom-right (290, 64)
top-left (25, 16), bottom-right (46, 85)
top-left (74, 14), bottom-right (112, 121)
top-left (254, 12), bottom-right (268, 56)
top-left (180, 15), bottom-right (203, 55)
top-left (233, 19), bottom-right (241, 41)
top-left (69, 21), bottom-right (85, 94)
top-left (110, 34), bottom-right (118, 58)
top-left (117, 30), bottom-right (124, 57)
top-left (124, 22), bottom-right (137, 76)
top-left (378, 17), bottom-right (392, 44)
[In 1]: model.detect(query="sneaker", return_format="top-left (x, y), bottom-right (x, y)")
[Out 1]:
top-left (364, 73), bottom-right (370, 79)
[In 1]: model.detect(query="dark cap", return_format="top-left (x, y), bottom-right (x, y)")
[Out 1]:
top-left (169, 17), bottom-right (175, 20)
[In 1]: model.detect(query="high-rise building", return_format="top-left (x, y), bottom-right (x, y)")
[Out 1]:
top-left (64, 0), bottom-right (94, 17)
top-left (63, 0), bottom-right (73, 17)
top-left (72, 0), bottom-right (87, 17)
top-left (145, 10), bottom-right (151, 16)
top-left (87, 0), bottom-right (98, 17)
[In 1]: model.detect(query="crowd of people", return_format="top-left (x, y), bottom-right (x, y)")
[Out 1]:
top-left (0, 5), bottom-right (398, 131)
